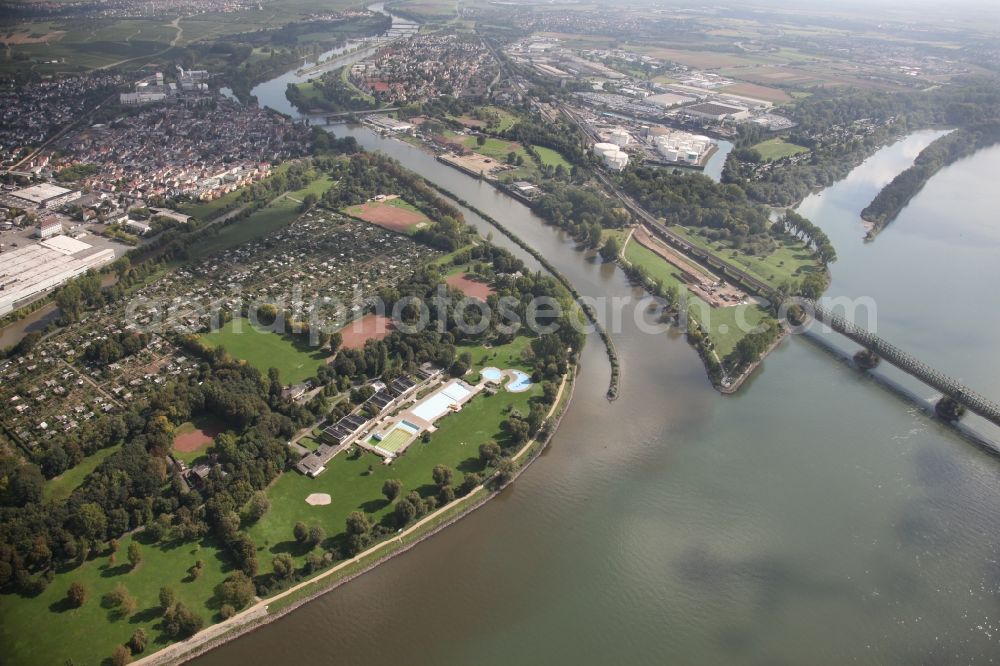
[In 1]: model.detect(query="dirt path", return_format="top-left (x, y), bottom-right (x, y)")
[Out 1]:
top-left (632, 225), bottom-right (717, 284)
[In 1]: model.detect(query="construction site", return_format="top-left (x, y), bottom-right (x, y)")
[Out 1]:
top-left (631, 225), bottom-right (747, 308)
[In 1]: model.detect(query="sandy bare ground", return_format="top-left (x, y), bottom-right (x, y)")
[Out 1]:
top-left (344, 199), bottom-right (427, 232)
top-left (172, 421), bottom-right (223, 453)
top-left (305, 493), bottom-right (331, 506)
top-left (338, 313), bottom-right (394, 350)
top-left (446, 273), bottom-right (495, 300)
top-left (631, 225), bottom-right (746, 307)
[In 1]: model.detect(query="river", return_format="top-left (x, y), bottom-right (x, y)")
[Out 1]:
top-left (195, 16), bottom-right (1000, 665)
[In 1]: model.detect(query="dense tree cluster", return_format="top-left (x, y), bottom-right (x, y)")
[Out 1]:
top-left (501, 118), bottom-right (587, 166)
top-left (534, 184), bottom-right (630, 248)
top-left (620, 168), bottom-right (774, 250)
top-left (83, 331), bottom-right (152, 365)
top-left (724, 78), bottom-right (1000, 206)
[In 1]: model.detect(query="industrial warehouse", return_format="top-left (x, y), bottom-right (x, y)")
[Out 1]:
top-left (0, 235), bottom-right (114, 316)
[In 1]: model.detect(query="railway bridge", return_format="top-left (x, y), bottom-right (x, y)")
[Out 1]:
top-left (809, 302), bottom-right (1000, 428)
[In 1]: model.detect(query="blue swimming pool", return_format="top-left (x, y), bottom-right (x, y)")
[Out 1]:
top-left (506, 370), bottom-right (533, 393)
top-left (481, 367), bottom-right (503, 382)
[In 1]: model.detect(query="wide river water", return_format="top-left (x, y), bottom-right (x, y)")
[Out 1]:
top-left (195, 20), bottom-right (1000, 663)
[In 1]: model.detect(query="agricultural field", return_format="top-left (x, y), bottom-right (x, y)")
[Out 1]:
top-left (721, 82), bottom-right (793, 104)
top-left (751, 137), bottom-right (810, 161)
top-left (0, 18), bottom-right (179, 73)
top-left (201, 319), bottom-right (328, 385)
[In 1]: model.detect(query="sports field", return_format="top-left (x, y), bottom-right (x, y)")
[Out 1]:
top-left (343, 197), bottom-right (429, 233)
top-left (201, 318), bottom-right (326, 385)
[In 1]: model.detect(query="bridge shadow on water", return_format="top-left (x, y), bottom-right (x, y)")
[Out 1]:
top-left (799, 328), bottom-right (1000, 458)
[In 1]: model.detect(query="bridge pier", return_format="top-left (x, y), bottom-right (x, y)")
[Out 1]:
top-left (853, 348), bottom-right (880, 369)
top-left (935, 396), bottom-right (967, 422)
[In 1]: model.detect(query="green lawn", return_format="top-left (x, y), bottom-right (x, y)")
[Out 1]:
top-left (533, 145), bottom-right (571, 169)
top-left (248, 347), bottom-right (540, 572)
top-left (624, 240), bottom-right (769, 358)
top-left (43, 446), bottom-right (119, 502)
top-left (669, 225), bottom-right (824, 290)
top-left (289, 174), bottom-right (334, 201)
top-left (462, 136), bottom-right (530, 163)
top-left (457, 336), bottom-right (535, 375)
top-left (201, 319), bottom-right (327, 385)
top-left (0, 531), bottom-right (232, 666)
top-left (751, 137), bottom-right (810, 161)
top-left (450, 106), bottom-right (519, 133)
top-left (458, 136), bottom-right (537, 182)
top-left (177, 187), bottom-right (246, 222)
top-left (299, 436), bottom-right (321, 452)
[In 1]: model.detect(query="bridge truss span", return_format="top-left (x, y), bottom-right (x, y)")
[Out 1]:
top-left (810, 302), bottom-right (1000, 427)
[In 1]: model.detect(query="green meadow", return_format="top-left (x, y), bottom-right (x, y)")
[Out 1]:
top-left (201, 319), bottom-right (328, 385)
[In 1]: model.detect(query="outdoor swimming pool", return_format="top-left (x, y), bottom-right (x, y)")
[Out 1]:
top-left (411, 380), bottom-right (473, 422)
top-left (481, 367), bottom-right (503, 382)
top-left (506, 370), bottom-right (533, 393)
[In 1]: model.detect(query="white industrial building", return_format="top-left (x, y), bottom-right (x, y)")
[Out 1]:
top-left (0, 236), bottom-right (114, 316)
top-left (35, 214), bottom-right (64, 239)
top-left (10, 183), bottom-right (80, 209)
top-left (683, 102), bottom-right (749, 121)
top-left (593, 142), bottom-right (629, 171)
top-left (177, 66), bottom-right (210, 91)
top-left (120, 91), bottom-right (168, 105)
